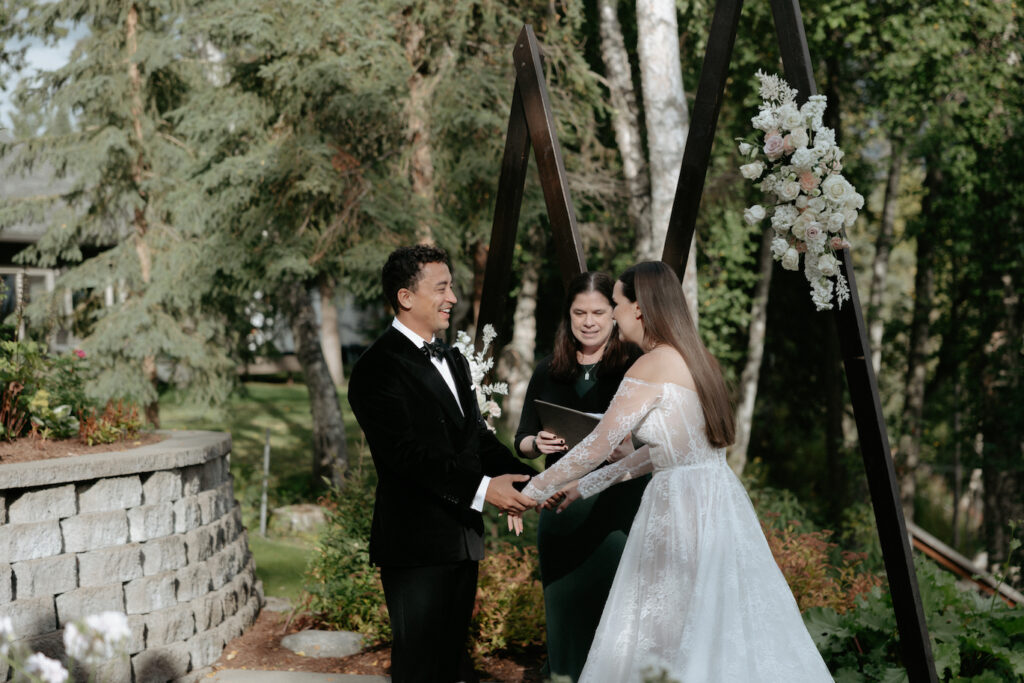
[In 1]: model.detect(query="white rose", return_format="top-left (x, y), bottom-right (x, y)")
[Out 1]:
top-left (777, 180), bottom-right (801, 202)
top-left (771, 237), bottom-right (790, 259)
top-left (791, 218), bottom-right (808, 240)
top-left (738, 142), bottom-right (753, 156)
top-left (843, 208), bottom-right (859, 227)
top-left (807, 197), bottom-right (826, 214)
top-left (790, 147), bottom-right (815, 169)
top-left (751, 109), bottom-right (776, 132)
top-left (772, 205), bottom-right (798, 230)
top-left (795, 194), bottom-right (809, 209)
top-left (778, 103), bottom-right (803, 131)
top-left (789, 127), bottom-right (810, 148)
top-left (781, 247), bottom-right (800, 271)
top-left (821, 174), bottom-right (852, 204)
top-left (827, 212), bottom-right (846, 233)
top-left (743, 204), bottom-right (767, 225)
top-left (845, 191), bottom-right (865, 210)
top-left (740, 161), bottom-right (765, 179)
top-left (817, 253), bottom-right (840, 277)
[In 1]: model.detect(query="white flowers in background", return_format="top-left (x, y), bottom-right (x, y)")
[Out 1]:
top-left (738, 71), bottom-right (858, 311)
top-left (22, 653), bottom-right (68, 683)
top-left (452, 324), bottom-right (508, 431)
top-left (63, 611), bottom-right (130, 666)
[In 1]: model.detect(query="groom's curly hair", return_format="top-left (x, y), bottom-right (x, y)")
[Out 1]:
top-left (381, 245), bottom-right (451, 312)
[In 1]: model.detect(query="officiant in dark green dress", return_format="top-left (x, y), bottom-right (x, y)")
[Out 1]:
top-left (515, 271), bottom-right (647, 682)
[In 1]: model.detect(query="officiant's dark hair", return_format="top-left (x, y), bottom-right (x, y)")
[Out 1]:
top-left (381, 245), bottom-right (451, 312)
top-left (550, 271), bottom-right (635, 383)
top-left (618, 262), bottom-right (736, 448)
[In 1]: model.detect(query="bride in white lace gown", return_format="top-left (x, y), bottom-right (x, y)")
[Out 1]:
top-left (521, 262), bottom-right (832, 682)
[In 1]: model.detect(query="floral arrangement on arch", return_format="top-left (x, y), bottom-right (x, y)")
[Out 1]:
top-left (453, 324), bottom-right (508, 431)
top-left (738, 71), bottom-right (862, 311)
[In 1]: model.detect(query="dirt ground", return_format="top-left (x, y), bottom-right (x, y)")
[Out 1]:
top-left (0, 432), bottom-right (164, 463)
top-left (210, 610), bottom-right (546, 682)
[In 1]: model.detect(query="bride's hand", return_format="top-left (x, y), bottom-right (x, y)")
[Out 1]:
top-left (507, 511), bottom-right (524, 536)
top-left (542, 480), bottom-right (581, 513)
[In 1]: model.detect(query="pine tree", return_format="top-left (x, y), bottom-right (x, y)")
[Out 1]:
top-left (0, 1), bottom-right (234, 425)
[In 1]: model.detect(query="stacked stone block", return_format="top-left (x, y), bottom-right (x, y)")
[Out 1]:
top-left (0, 431), bottom-right (262, 682)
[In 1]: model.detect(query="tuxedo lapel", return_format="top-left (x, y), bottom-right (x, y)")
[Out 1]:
top-left (384, 329), bottom-right (466, 425)
top-left (446, 348), bottom-right (478, 422)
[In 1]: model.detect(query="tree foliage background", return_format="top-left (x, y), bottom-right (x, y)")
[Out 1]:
top-left (1, 0), bottom-right (1022, 577)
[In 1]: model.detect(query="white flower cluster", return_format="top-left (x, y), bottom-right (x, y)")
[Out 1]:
top-left (739, 71), bottom-right (860, 311)
top-left (1, 615), bottom-right (68, 683)
top-left (453, 324), bottom-right (508, 431)
top-left (64, 611), bottom-right (131, 665)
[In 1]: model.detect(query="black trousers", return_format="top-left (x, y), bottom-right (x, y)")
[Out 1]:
top-left (380, 560), bottom-right (479, 683)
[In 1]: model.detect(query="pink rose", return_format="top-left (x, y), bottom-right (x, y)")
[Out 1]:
top-left (74, 349), bottom-right (86, 359)
top-left (783, 135), bottom-right (795, 154)
top-left (799, 171), bottom-right (819, 192)
top-left (763, 134), bottom-right (785, 160)
top-left (831, 237), bottom-right (851, 250)
top-left (805, 225), bottom-right (821, 241)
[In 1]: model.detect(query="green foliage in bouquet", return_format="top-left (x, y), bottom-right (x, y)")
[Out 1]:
top-left (805, 556), bottom-right (1024, 682)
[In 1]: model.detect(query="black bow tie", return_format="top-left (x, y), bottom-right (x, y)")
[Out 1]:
top-left (421, 339), bottom-right (447, 361)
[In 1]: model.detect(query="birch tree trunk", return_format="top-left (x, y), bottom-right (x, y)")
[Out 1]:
top-left (728, 228), bottom-right (775, 474)
top-left (499, 256), bottom-right (539, 435)
top-left (319, 282), bottom-right (344, 387)
top-left (598, 0), bottom-right (652, 246)
top-left (285, 286), bottom-right (347, 491)
top-left (868, 145), bottom-right (902, 376)
top-left (636, 0), bottom-right (696, 318)
top-left (897, 168), bottom-right (939, 520)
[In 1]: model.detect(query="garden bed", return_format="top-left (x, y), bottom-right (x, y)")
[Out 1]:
top-left (0, 432), bottom-right (164, 463)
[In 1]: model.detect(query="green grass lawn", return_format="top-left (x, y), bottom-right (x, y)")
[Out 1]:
top-left (161, 381), bottom-right (364, 600)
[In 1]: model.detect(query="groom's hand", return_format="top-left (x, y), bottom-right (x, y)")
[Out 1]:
top-left (485, 474), bottom-right (536, 514)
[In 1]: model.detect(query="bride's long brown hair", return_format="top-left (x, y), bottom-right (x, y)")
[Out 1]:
top-left (619, 262), bottom-right (735, 447)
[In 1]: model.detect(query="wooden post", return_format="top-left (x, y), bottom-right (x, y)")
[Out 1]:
top-left (260, 428), bottom-right (270, 538)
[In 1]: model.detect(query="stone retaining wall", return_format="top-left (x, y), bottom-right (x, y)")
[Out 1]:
top-left (0, 431), bottom-right (263, 682)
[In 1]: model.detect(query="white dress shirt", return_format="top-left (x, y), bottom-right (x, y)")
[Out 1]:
top-left (392, 318), bottom-right (490, 511)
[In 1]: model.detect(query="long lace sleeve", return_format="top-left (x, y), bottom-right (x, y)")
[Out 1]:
top-left (522, 378), bottom-right (662, 501)
top-left (577, 444), bottom-right (653, 498)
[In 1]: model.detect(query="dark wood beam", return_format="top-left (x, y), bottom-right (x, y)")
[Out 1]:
top-left (661, 0), bottom-right (745, 278)
top-left (769, 0), bottom-right (938, 679)
top-left (512, 25), bottom-right (587, 289)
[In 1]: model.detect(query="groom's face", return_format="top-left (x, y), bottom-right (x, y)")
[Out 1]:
top-left (398, 261), bottom-right (457, 340)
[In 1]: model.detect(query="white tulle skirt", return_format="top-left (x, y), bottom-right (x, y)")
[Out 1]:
top-left (579, 460), bottom-right (834, 683)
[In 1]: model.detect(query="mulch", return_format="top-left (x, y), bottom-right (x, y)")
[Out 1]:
top-left (210, 610), bottom-right (546, 682)
top-left (0, 432), bottom-right (165, 463)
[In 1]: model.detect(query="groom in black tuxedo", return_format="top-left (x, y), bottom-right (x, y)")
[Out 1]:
top-left (348, 245), bottom-right (536, 683)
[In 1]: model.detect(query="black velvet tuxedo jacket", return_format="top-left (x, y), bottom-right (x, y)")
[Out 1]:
top-left (348, 325), bottom-right (534, 568)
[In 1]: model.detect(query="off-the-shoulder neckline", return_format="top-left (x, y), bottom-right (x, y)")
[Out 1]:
top-left (622, 375), bottom-right (698, 395)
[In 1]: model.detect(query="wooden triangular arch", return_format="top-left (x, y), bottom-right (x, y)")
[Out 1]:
top-left (478, 10), bottom-right (937, 683)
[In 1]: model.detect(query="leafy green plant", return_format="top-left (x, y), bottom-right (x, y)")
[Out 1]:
top-left (78, 400), bottom-right (142, 446)
top-left (0, 340), bottom-right (90, 441)
top-left (472, 545), bottom-right (545, 657)
top-left (302, 466), bottom-right (391, 644)
top-left (805, 556), bottom-right (1024, 682)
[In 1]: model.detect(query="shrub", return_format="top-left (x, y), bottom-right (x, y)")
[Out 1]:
top-left (472, 544), bottom-right (545, 656)
top-left (303, 458), bottom-right (548, 657)
top-left (301, 464), bottom-right (391, 644)
top-left (762, 515), bottom-right (883, 614)
top-left (0, 340), bottom-right (89, 440)
top-left (78, 400), bottom-right (143, 445)
top-left (806, 557), bottom-right (1024, 681)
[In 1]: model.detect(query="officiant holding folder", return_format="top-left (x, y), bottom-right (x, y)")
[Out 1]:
top-left (514, 271), bottom-right (648, 683)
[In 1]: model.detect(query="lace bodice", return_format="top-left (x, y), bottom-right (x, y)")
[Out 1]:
top-left (523, 377), bottom-right (726, 502)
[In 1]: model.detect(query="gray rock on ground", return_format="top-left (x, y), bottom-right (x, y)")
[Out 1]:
top-left (280, 629), bottom-right (365, 659)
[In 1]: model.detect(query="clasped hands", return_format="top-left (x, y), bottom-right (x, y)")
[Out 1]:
top-left (485, 473), bottom-right (584, 537)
